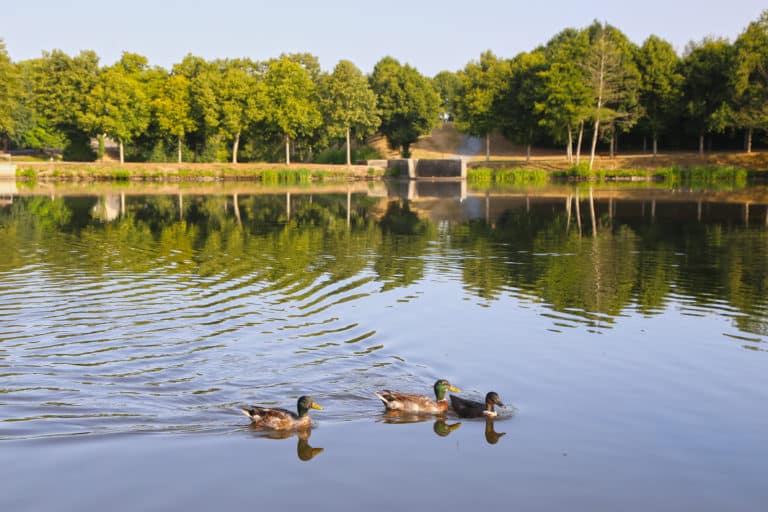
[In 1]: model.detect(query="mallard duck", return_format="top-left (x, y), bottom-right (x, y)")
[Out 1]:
top-left (375, 379), bottom-right (460, 414)
top-left (450, 391), bottom-right (505, 418)
top-left (240, 395), bottom-right (323, 430)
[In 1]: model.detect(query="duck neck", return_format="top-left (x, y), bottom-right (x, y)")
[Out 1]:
top-left (434, 388), bottom-right (447, 401)
top-left (297, 405), bottom-right (309, 417)
top-left (486, 402), bottom-right (495, 413)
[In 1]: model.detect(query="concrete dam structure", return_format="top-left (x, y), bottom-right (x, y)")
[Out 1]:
top-left (385, 158), bottom-right (467, 180)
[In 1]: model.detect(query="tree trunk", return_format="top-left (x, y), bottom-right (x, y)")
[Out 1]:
top-left (485, 133), bottom-right (490, 162)
top-left (609, 126), bottom-right (615, 159)
top-left (589, 44), bottom-right (606, 170)
top-left (177, 135), bottom-right (183, 163)
top-left (576, 121), bottom-right (584, 165)
top-left (566, 125), bottom-right (573, 164)
top-left (643, 136), bottom-right (647, 154)
top-left (285, 135), bottom-right (291, 165)
top-left (652, 134), bottom-right (658, 157)
top-left (346, 127), bottom-right (352, 167)
top-left (119, 139), bottom-right (124, 164)
top-left (589, 118), bottom-right (600, 170)
top-left (699, 134), bottom-right (704, 156)
top-left (747, 128), bottom-right (753, 154)
top-left (526, 144), bottom-right (531, 162)
top-left (232, 131), bottom-right (240, 164)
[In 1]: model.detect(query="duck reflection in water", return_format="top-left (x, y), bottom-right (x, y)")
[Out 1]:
top-left (381, 410), bottom-right (462, 438)
top-left (248, 426), bottom-right (325, 462)
top-left (484, 417), bottom-right (506, 445)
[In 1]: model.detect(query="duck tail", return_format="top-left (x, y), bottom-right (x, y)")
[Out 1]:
top-left (240, 407), bottom-right (254, 419)
top-left (374, 391), bottom-right (389, 404)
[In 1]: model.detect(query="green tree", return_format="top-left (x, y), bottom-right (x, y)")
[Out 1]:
top-left (215, 60), bottom-right (265, 163)
top-left (28, 49), bottom-right (100, 160)
top-left (173, 55), bottom-right (220, 162)
top-left (432, 70), bottom-right (462, 122)
top-left (454, 51), bottom-right (510, 161)
top-left (537, 28), bottom-right (592, 163)
top-left (498, 50), bottom-right (547, 161)
top-left (729, 10), bottom-right (768, 153)
top-left (583, 23), bottom-right (641, 169)
top-left (0, 39), bottom-right (21, 150)
top-left (264, 56), bottom-right (322, 164)
top-left (369, 57), bottom-right (440, 157)
top-left (153, 74), bottom-right (195, 163)
top-left (321, 60), bottom-right (380, 166)
top-left (637, 35), bottom-right (683, 156)
top-left (682, 38), bottom-right (732, 155)
top-left (80, 52), bottom-right (151, 163)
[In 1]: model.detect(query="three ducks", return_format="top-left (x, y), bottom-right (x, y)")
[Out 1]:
top-left (240, 380), bottom-right (506, 431)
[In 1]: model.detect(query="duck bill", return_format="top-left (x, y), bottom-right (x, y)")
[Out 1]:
top-left (448, 385), bottom-right (461, 393)
top-left (497, 402), bottom-right (506, 408)
top-left (310, 402), bottom-right (324, 410)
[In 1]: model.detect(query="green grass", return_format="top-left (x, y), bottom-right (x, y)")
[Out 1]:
top-left (468, 167), bottom-right (548, 185)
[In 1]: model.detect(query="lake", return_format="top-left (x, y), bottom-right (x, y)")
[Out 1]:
top-left (1, 180), bottom-right (767, 511)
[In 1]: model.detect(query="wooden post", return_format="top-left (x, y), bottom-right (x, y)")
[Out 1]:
top-left (697, 200), bottom-right (702, 222)
top-left (286, 192), bottom-right (291, 220)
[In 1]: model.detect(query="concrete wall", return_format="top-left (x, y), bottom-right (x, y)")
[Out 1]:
top-left (386, 159), bottom-right (466, 180)
top-left (0, 163), bottom-right (16, 179)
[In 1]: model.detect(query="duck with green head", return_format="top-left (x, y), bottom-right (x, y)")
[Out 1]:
top-left (240, 395), bottom-right (323, 430)
top-left (375, 379), bottom-right (461, 414)
top-left (450, 391), bottom-right (505, 418)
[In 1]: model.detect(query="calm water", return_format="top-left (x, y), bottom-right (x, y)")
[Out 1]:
top-left (1, 181), bottom-right (767, 511)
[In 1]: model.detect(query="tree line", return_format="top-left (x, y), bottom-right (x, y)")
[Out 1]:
top-left (0, 11), bottom-right (766, 168)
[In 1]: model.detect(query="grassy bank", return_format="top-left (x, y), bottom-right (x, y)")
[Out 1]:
top-left (14, 162), bottom-right (384, 183)
top-left (468, 165), bottom-right (756, 188)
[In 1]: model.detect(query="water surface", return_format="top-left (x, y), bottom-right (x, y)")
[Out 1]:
top-left (1, 181), bottom-right (767, 510)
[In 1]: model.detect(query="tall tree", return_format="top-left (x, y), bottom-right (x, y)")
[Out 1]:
top-left (321, 60), bottom-right (380, 166)
top-left (682, 38), bottom-right (732, 155)
top-left (637, 35), bottom-right (683, 156)
top-left (729, 10), bottom-right (768, 153)
top-left (537, 28), bottom-right (592, 163)
top-left (0, 39), bottom-right (21, 151)
top-left (583, 23), bottom-right (641, 169)
top-left (499, 50), bottom-right (547, 161)
top-left (454, 51), bottom-right (510, 161)
top-left (80, 52), bottom-right (151, 163)
top-left (433, 70), bottom-right (462, 122)
top-left (216, 59), bottom-right (265, 163)
top-left (28, 49), bottom-right (100, 160)
top-left (369, 56), bottom-right (440, 158)
top-left (264, 56), bottom-right (322, 164)
top-left (153, 74), bottom-right (195, 163)
top-left (173, 55), bottom-right (220, 162)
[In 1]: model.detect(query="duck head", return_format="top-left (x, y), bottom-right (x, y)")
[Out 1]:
top-left (434, 379), bottom-right (461, 401)
top-left (297, 395), bottom-right (324, 417)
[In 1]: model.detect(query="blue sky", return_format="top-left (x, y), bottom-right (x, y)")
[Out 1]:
top-left (2, 0), bottom-right (765, 75)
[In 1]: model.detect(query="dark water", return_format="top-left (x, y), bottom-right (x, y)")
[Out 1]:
top-left (1, 181), bottom-right (767, 511)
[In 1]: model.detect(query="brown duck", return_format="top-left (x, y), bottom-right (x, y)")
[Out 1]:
top-left (375, 379), bottom-right (460, 414)
top-left (240, 395), bottom-right (323, 430)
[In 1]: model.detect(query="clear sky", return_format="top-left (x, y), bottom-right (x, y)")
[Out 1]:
top-left (2, 0), bottom-right (765, 75)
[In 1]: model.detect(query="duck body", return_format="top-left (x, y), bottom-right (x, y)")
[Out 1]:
top-left (375, 379), bottom-right (460, 415)
top-left (240, 396), bottom-right (323, 431)
top-left (375, 390), bottom-right (450, 414)
top-left (450, 392), bottom-right (505, 418)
